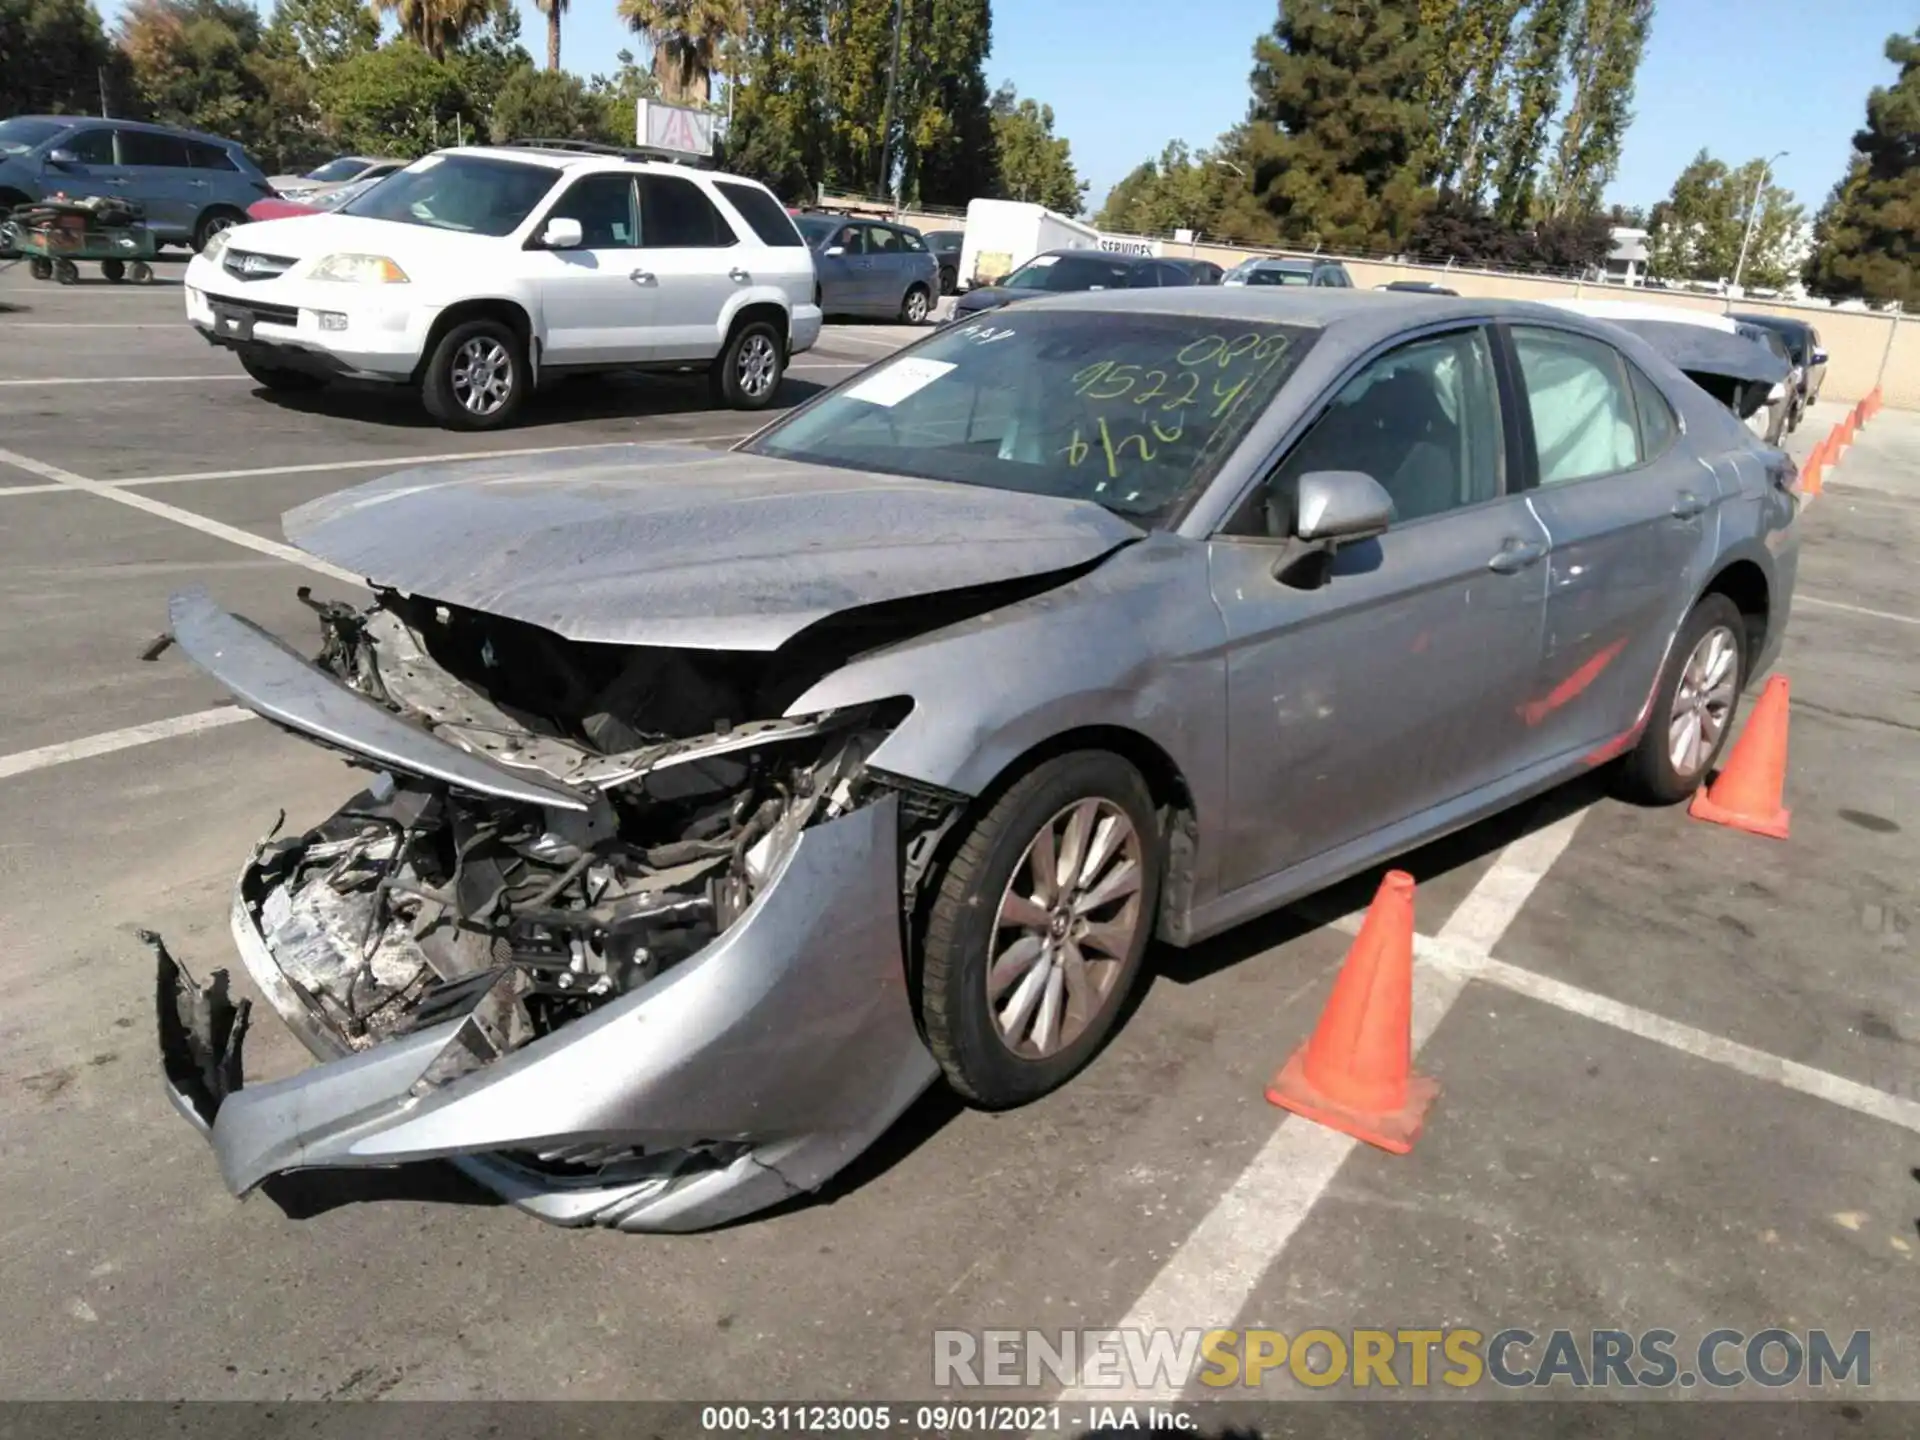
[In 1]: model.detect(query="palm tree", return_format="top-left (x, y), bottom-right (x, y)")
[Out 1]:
top-left (374, 0), bottom-right (492, 60)
top-left (533, 0), bottom-right (566, 70)
top-left (616, 0), bottom-right (743, 106)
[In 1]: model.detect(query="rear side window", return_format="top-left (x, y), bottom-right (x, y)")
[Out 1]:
top-left (1511, 326), bottom-right (1641, 483)
top-left (638, 174), bottom-right (737, 248)
top-left (898, 230), bottom-right (927, 252)
top-left (119, 130), bottom-right (190, 167)
top-left (866, 226), bottom-right (902, 254)
top-left (716, 180), bottom-right (805, 247)
top-left (1626, 362), bottom-right (1678, 460)
top-left (186, 140), bottom-right (238, 171)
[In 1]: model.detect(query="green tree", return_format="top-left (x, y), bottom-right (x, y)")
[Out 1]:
top-left (586, 47), bottom-right (660, 145)
top-left (1236, 0), bottom-right (1434, 252)
top-left (1802, 29), bottom-right (1920, 307)
top-left (318, 41), bottom-right (466, 155)
top-left (1489, 0), bottom-right (1574, 224)
top-left (445, 0), bottom-right (534, 125)
top-left (1424, 0), bottom-right (1525, 202)
top-left (532, 0), bottom-right (563, 71)
top-left (265, 0), bottom-right (375, 69)
top-left (619, 0), bottom-right (742, 106)
top-left (988, 82), bottom-right (1086, 215)
top-left (117, 0), bottom-right (279, 145)
top-left (372, 0), bottom-right (491, 61)
top-left (892, 0), bottom-right (995, 208)
top-left (723, 0), bottom-right (834, 200)
top-left (1648, 149), bottom-right (1802, 289)
top-left (0, 0), bottom-right (126, 120)
top-left (1094, 142), bottom-right (1226, 236)
top-left (489, 64), bottom-right (614, 142)
top-left (1542, 0), bottom-right (1653, 217)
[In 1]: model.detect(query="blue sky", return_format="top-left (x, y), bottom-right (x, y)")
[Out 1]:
top-left (518, 0), bottom-right (1913, 217)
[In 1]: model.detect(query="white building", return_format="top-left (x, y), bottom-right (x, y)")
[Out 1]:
top-left (1604, 226), bottom-right (1649, 286)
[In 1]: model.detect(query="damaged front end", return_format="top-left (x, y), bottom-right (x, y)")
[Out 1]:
top-left (154, 586), bottom-right (960, 1231)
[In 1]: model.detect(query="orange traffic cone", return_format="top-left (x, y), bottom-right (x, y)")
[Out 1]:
top-left (1801, 440), bottom-right (1824, 495)
top-left (1266, 870), bottom-right (1437, 1153)
top-left (1688, 674), bottom-right (1792, 840)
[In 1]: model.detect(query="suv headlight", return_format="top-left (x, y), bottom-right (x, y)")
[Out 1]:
top-left (200, 228), bottom-right (234, 263)
top-left (308, 253), bottom-right (409, 284)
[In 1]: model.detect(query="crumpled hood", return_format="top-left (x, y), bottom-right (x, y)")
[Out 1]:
top-left (284, 445), bottom-right (1143, 650)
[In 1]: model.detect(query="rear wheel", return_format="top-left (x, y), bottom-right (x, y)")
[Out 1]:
top-left (240, 355), bottom-right (327, 393)
top-left (709, 318), bottom-right (785, 410)
top-left (1613, 594), bottom-right (1747, 804)
top-left (421, 318), bottom-right (529, 430)
top-left (900, 284), bottom-right (931, 325)
top-left (920, 751), bottom-right (1162, 1108)
top-left (193, 207), bottom-right (244, 253)
top-left (100, 258), bottom-right (125, 282)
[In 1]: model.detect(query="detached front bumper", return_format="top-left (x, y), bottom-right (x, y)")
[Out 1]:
top-left (159, 793), bottom-right (941, 1233)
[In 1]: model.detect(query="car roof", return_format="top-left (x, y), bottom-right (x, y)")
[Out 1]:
top-left (15, 114), bottom-right (241, 146)
top-left (1239, 256), bottom-right (1322, 270)
top-left (443, 144), bottom-right (751, 181)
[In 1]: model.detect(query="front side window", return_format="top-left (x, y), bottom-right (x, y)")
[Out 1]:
top-left (752, 311), bottom-right (1317, 525)
top-left (61, 128), bottom-right (116, 164)
top-left (1249, 327), bottom-right (1504, 533)
top-left (342, 154), bottom-right (557, 237)
top-left (637, 174), bottom-right (736, 247)
top-left (546, 174), bottom-right (637, 248)
top-left (1511, 326), bottom-right (1641, 484)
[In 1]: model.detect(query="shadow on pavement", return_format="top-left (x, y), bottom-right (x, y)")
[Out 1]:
top-left (251, 372), bottom-right (828, 431)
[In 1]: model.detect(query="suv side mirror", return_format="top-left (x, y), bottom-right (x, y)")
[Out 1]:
top-left (1293, 470), bottom-right (1394, 545)
top-left (1811, 348), bottom-right (1828, 366)
top-left (539, 217), bottom-right (583, 250)
top-left (46, 148), bottom-right (79, 166)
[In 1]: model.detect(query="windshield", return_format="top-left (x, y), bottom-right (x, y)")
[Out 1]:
top-left (1003, 254), bottom-right (1139, 291)
top-left (0, 118), bottom-right (63, 156)
top-left (340, 154), bottom-right (556, 236)
top-left (305, 157), bottom-right (367, 183)
top-left (751, 310), bottom-right (1317, 524)
top-left (1245, 266), bottom-right (1312, 286)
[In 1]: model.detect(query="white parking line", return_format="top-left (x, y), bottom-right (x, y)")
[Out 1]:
top-left (0, 445), bottom-right (362, 585)
top-left (0, 707), bottom-right (255, 782)
top-left (819, 329), bottom-right (916, 350)
top-left (1, 323), bottom-right (181, 329)
top-left (1054, 809), bottom-right (1590, 1406)
top-left (0, 374), bottom-right (250, 387)
top-left (1797, 593), bottom-right (1919, 627)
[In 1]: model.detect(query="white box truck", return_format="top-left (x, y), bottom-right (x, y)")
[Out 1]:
top-left (956, 199), bottom-right (1100, 292)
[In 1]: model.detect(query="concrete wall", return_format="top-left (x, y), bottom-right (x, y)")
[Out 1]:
top-left (867, 203), bottom-right (1912, 410)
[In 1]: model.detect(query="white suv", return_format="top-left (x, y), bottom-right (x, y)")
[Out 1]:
top-left (183, 145), bottom-right (822, 430)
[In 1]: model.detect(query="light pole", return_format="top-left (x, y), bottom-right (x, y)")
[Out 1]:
top-left (1731, 150), bottom-right (1787, 295)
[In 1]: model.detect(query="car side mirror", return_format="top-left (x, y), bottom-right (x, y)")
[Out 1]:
top-left (539, 217), bottom-right (583, 250)
top-left (46, 148), bottom-right (79, 166)
top-left (824, 245), bottom-right (845, 257)
top-left (1811, 348), bottom-right (1828, 365)
top-left (1293, 470), bottom-right (1394, 545)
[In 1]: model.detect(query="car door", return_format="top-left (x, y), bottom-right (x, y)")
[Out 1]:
top-left (524, 173), bottom-right (654, 367)
top-left (114, 129), bottom-right (198, 234)
top-left (1505, 323), bottom-right (1706, 761)
top-left (813, 222), bottom-right (867, 314)
top-left (1207, 324), bottom-right (1551, 894)
top-left (37, 125), bottom-right (121, 206)
top-left (860, 223), bottom-right (910, 313)
top-left (632, 172), bottom-right (747, 361)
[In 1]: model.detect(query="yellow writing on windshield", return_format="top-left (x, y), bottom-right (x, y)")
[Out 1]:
top-left (1061, 332), bottom-right (1290, 474)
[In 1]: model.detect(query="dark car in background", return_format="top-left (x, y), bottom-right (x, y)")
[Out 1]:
top-left (795, 213), bottom-right (943, 323)
top-left (947, 249), bottom-right (1196, 321)
top-left (0, 115), bottom-right (271, 251)
top-left (924, 228), bottom-right (963, 294)
top-left (1733, 312), bottom-right (1828, 421)
top-left (1161, 257), bottom-right (1224, 285)
top-left (1739, 323), bottom-right (1797, 440)
top-left (1378, 280), bottom-right (1459, 295)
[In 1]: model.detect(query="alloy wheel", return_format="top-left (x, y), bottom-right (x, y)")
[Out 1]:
top-left (1670, 623), bottom-right (1739, 778)
top-left (905, 289), bottom-right (928, 323)
top-left (736, 333), bottom-right (778, 399)
top-left (451, 336), bottom-right (514, 417)
top-left (988, 798), bottom-right (1144, 1059)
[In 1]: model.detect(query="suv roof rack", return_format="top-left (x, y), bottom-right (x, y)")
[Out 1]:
top-left (496, 138), bottom-right (702, 167)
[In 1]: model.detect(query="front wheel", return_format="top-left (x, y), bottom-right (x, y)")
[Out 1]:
top-left (709, 319), bottom-right (785, 410)
top-left (421, 319), bottom-right (529, 430)
top-left (1613, 594), bottom-right (1747, 804)
top-left (919, 751), bottom-right (1162, 1108)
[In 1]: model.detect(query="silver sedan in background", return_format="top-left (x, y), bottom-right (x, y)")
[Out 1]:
top-left (154, 291), bottom-right (1799, 1232)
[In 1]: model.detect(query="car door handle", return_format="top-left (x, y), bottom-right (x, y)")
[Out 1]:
top-left (1671, 491), bottom-right (1707, 519)
top-left (188, 179), bottom-right (210, 189)
top-left (729, 267), bottom-right (751, 283)
top-left (106, 177), bottom-right (130, 186)
top-left (629, 269), bottom-right (656, 286)
top-left (1487, 539), bottom-right (1548, 574)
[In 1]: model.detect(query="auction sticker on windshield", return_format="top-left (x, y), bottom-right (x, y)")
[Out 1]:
top-left (843, 357), bottom-right (957, 408)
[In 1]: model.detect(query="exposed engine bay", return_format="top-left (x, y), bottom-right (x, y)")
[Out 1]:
top-left (245, 588), bottom-right (963, 1071)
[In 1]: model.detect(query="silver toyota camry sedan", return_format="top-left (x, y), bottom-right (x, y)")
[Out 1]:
top-left (154, 290), bottom-right (1800, 1232)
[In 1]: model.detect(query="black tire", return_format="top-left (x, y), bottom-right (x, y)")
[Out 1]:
top-left (920, 751), bottom-right (1163, 1108)
top-left (939, 264), bottom-right (957, 296)
top-left (1613, 594), bottom-right (1747, 805)
top-left (900, 283), bottom-right (931, 325)
top-left (100, 258), bottom-right (125, 282)
top-left (708, 317), bottom-right (786, 410)
top-left (240, 355), bottom-right (327, 393)
top-left (420, 317), bottom-right (529, 431)
top-left (193, 207), bottom-right (245, 253)
top-left (54, 258), bottom-right (78, 285)
top-left (29, 257), bottom-right (51, 281)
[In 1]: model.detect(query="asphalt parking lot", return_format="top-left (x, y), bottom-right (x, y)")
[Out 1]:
top-left (2, 257), bottom-right (1917, 1414)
